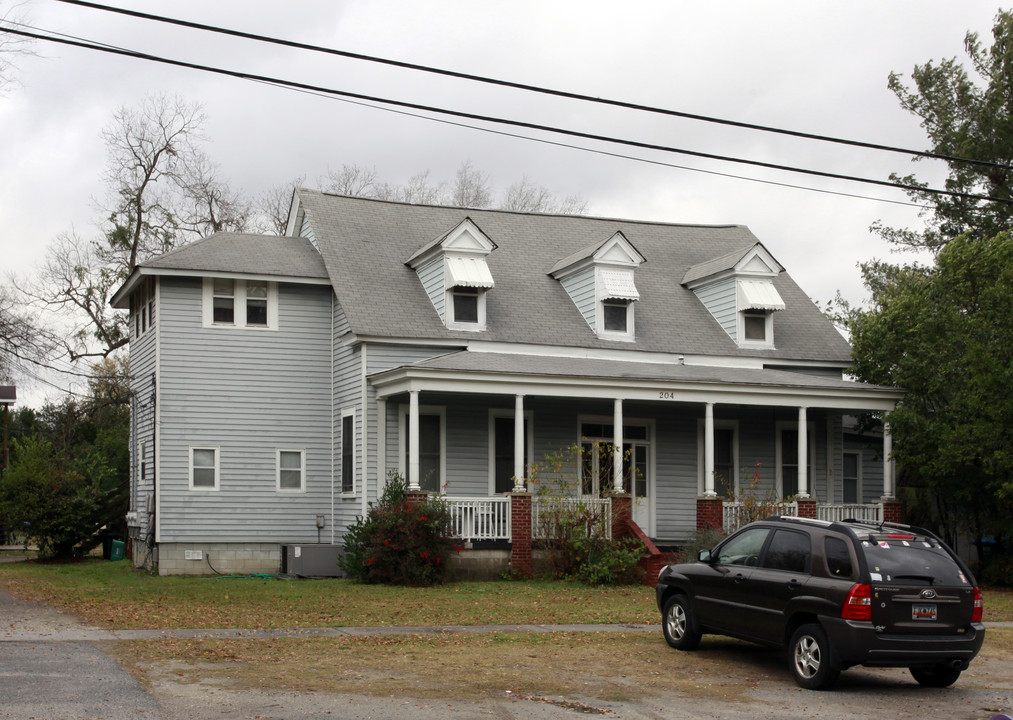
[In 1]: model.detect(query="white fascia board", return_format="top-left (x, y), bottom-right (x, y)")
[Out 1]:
top-left (284, 192), bottom-right (303, 237)
top-left (369, 366), bottom-right (902, 411)
top-left (113, 266), bottom-right (332, 308)
top-left (463, 340), bottom-right (850, 371)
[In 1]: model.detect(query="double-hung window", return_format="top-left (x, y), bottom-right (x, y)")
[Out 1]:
top-left (204, 278), bottom-right (278, 329)
top-left (212, 279), bottom-right (236, 324)
top-left (190, 447), bottom-right (219, 490)
top-left (277, 450), bottom-right (305, 491)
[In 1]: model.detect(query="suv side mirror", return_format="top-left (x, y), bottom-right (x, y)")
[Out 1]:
top-left (698, 549), bottom-right (712, 563)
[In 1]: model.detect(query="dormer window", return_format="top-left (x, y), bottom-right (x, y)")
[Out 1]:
top-left (602, 298), bottom-right (631, 333)
top-left (551, 231), bottom-right (645, 342)
top-left (451, 286), bottom-right (480, 325)
top-left (742, 310), bottom-right (768, 341)
top-left (407, 218), bottom-right (497, 332)
top-left (683, 243), bottom-right (785, 349)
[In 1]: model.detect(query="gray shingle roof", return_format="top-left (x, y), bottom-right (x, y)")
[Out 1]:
top-left (402, 352), bottom-right (892, 394)
top-left (299, 190), bottom-right (852, 363)
top-left (142, 233), bottom-right (328, 279)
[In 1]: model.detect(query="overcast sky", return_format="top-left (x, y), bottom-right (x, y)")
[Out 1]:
top-left (0, 1), bottom-right (1004, 401)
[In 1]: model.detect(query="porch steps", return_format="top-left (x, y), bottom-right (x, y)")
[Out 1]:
top-left (618, 518), bottom-right (679, 587)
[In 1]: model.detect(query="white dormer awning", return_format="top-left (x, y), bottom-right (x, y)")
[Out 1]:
top-left (599, 269), bottom-right (640, 301)
top-left (446, 256), bottom-right (495, 288)
top-left (738, 280), bottom-right (785, 311)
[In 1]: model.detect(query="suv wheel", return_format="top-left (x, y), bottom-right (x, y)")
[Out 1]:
top-left (789, 624), bottom-right (840, 690)
top-left (662, 595), bottom-right (701, 650)
top-left (910, 664), bottom-right (962, 688)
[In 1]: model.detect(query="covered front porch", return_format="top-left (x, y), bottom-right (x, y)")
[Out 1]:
top-left (368, 351), bottom-right (904, 570)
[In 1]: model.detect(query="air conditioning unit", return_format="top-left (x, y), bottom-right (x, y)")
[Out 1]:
top-left (281, 544), bottom-right (345, 578)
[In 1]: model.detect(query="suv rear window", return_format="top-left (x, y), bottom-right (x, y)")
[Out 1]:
top-left (762, 529), bottom-right (810, 573)
top-left (860, 537), bottom-right (969, 586)
top-left (825, 536), bottom-right (854, 578)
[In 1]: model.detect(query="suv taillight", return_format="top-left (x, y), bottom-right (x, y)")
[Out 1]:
top-left (842, 583), bottom-right (872, 621)
top-left (972, 586), bottom-right (983, 623)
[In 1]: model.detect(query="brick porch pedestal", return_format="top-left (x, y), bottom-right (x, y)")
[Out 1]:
top-left (508, 492), bottom-right (533, 578)
top-left (696, 496), bottom-right (723, 531)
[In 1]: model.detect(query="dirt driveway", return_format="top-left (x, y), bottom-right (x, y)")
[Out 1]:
top-left (125, 631), bottom-right (1013, 720)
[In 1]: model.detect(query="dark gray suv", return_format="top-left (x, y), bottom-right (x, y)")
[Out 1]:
top-left (656, 516), bottom-right (985, 690)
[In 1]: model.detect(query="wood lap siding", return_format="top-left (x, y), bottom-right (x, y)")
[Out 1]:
top-left (129, 280), bottom-right (158, 543)
top-left (560, 268), bottom-right (595, 328)
top-left (157, 278), bottom-right (333, 543)
top-left (693, 278), bottom-right (736, 339)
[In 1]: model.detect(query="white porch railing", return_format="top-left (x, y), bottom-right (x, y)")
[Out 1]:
top-left (532, 496), bottom-right (612, 540)
top-left (722, 501), bottom-right (884, 532)
top-left (818, 503), bottom-right (883, 524)
top-left (722, 501), bottom-right (798, 533)
top-left (446, 497), bottom-right (511, 542)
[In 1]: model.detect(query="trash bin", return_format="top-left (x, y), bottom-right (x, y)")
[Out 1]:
top-left (110, 539), bottom-right (125, 561)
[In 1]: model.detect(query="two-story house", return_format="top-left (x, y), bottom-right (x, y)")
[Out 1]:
top-left (111, 190), bottom-right (902, 576)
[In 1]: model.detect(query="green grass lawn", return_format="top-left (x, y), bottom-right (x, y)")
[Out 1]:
top-left (0, 558), bottom-right (658, 629)
top-left (1, 558), bottom-right (1010, 630)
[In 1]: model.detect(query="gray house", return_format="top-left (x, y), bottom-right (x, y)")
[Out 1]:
top-left (112, 190), bottom-right (902, 576)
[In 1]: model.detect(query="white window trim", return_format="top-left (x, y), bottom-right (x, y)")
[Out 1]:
top-left (596, 298), bottom-right (635, 342)
top-left (276, 449), bottom-right (307, 493)
top-left (397, 404), bottom-right (447, 493)
top-left (487, 408), bottom-right (535, 495)
top-left (202, 278), bottom-right (279, 330)
top-left (189, 446), bottom-right (220, 491)
top-left (576, 414), bottom-right (653, 498)
top-left (341, 408), bottom-right (356, 496)
top-left (842, 449), bottom-right (863, 504)
top-left (775, 421), bottom-right (817, 498)
top-left (445, 286), bottom-right (488, 331)
top-left (696, 419), bottom-right (739, 496)
top-left (737, 309), bottom-right (775, 349)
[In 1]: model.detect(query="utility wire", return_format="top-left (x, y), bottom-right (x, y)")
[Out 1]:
top-left (4, 26), bottom-right (1010, 206)
top-left (52, 0), bottom-right (1010, 172)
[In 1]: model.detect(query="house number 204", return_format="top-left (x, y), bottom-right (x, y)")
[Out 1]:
top-left (659, 391), bottom-right (678, 400)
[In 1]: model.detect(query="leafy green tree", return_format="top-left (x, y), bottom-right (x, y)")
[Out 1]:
top-left (0, 435), bottom-right (113, 558)
top-left (875, 10), bottom-right (1013, 253)
top-left (848, 232), bottom-right (1013, 564)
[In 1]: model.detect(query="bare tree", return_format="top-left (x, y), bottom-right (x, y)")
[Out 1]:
top-left (0, 2), bottom-right (37, 94)
top-left (322, 164), bottom-right (378, 197)
top-left (449, 160), bottom-right (492, 209)
top-left (177, 150), bottom-right (255, 237)
top-left (502, 176), bottom-right (588, 214)
top-left (256, 176), bottom-right (305, 235)
top-left (0, 282), bottom-right (52, 381)
top-left (22, 95), bottom-right (250, 363)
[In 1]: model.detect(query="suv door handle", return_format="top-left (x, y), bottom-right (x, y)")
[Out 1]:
top-left (733, 572), bottom-right (747, 584)
top-left (787, 578), bottom-right (802, 590)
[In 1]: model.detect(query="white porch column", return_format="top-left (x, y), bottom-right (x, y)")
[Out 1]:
top-left (613, 399), bottom-right (624, 493)
top-left (883, 422), bottom-right (895, 498)
top-left (797, 406), bottom-right (809, 498)
top-left (704, 402), bottom-right (716, 496)
top-left (408, 390), bottom-right (420, 491)
top-left (513, 394), bottom-right (526, 492)
top-left (377, 398), bottom-right (387, 490)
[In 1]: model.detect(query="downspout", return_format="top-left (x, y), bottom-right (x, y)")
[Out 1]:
top-left (361, 344), bottom-right (369, 520)
top-left (330, 292), bottom-right (335, 544)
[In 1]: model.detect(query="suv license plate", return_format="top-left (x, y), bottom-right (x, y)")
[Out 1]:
top-left (912, 604), bottom-right (937, 621)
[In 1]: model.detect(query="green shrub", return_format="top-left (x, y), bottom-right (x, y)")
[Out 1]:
top-left (339, 473), bottom-right (461, 586)
top-left (569, 534), bottom-right (645, 586)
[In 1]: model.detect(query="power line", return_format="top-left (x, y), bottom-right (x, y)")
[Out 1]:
top-left (5, 25), bottom-right (1009, 207)
top-left (52, 0), bottom-right (1011, 173)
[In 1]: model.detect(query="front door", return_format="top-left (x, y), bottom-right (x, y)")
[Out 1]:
top-left (579, 421), bottom-right (652, 534)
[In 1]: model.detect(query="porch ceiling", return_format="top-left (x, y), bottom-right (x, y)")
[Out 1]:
top-left (368, 351), bottom-right (902, 411)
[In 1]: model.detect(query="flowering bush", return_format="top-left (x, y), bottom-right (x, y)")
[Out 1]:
top-left (339, 472), bottom-right (461, 586)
